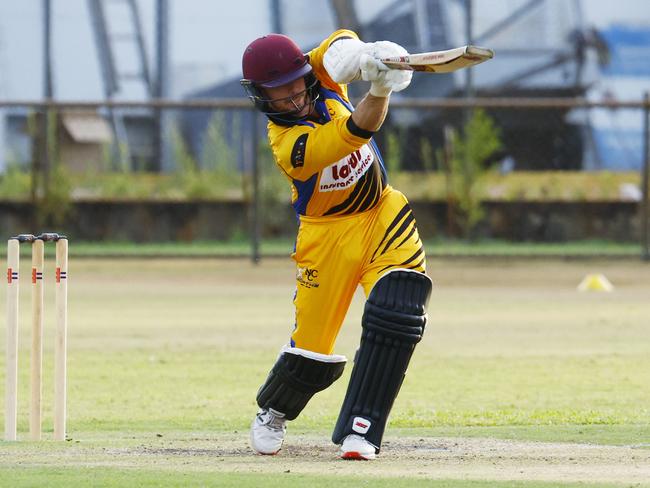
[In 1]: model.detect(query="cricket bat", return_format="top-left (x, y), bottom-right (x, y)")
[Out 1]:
top-left (379, 45), bottom-right (494, 73)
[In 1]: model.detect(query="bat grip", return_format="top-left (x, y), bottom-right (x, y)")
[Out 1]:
top-left (375, 59), bottom-right (390, 71)
top-left (376, 59), bottom-right (414, 72)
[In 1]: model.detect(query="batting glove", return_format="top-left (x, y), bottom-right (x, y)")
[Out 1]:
top-left (360, 55), bottom-right (413, 97)
top-left (324, 38), bottom-right (413, 95)
top-left (370, 41), bottom-right (413, 93)
top-left (324, 38), bottom-right (369, 83)
top-left (360, 54), bottom-right (391, 96)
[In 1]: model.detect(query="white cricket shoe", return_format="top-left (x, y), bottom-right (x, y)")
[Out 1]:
top-left (250, 408), bottom-right (287, 455)
top-left (339, 434), bottom-right (377, 460)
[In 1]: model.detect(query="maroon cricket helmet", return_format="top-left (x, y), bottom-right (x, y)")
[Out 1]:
top-left (240, 34), bottom-right (319, 123)
top-left (241, 34), bottom-right (311, 88)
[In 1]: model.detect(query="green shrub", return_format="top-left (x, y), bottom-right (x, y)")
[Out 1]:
top-left (0, 163), bottom-right (32, 200)
top-left (37, 163), bottom-right (73, 227)
top-left (173, 115), bottom-right (242, 200)
top-left (257, 139), bottom-right (292, 235)
top-left (385, 128), bottom-right (402, 173)
top-left (447, 109), bottom-right (502, 237)
top-left (420, 136), bottom-right (436, 172)
top-left (28, 109), bottom-right (74, 227)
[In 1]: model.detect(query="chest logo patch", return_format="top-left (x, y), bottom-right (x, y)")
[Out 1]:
top-left (319, 144), bottom-right (374, 192)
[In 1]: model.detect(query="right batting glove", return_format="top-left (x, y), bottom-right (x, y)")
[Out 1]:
top-left (360, 55), bottom-right (413, 97)
top-left (360, 41), bottom-right (413, 97)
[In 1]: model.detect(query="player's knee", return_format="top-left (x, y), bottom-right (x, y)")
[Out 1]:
top-left (363, 269), bottom-right (433, 342)
top-left (256, 345), bottom-right (347, 420)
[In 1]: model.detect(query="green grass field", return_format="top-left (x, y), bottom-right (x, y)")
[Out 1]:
top-left (56, 238), bottom-right (643, 258)
top-left (1, 257), bottom-right (649, 486)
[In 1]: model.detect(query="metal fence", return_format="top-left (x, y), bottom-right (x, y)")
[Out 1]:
top-left (0, 97), bottom-right (648, 260)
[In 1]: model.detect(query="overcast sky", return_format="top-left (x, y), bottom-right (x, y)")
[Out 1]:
top-left (0, 0), bottom-right (648, 100)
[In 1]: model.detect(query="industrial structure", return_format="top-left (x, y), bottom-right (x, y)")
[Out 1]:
top-left (0, 0), bottom-right (648, 174)
top-left (181, 0), bottom-right (619, 172)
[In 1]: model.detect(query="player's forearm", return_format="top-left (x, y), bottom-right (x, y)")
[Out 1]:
top-left (351, 93), bottom-right (389, 133)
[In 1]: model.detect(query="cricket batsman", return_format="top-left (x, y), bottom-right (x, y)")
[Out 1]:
top-left (241, 29), bottom-right (432, 460)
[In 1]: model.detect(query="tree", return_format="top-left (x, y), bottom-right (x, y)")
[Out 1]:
top-left (444, 109), bottom-right (502, 238)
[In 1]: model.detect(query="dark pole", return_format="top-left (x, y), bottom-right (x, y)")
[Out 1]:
top-left (154, 0), bottom-right (170, 171)
top-left (270, 0), bottom-right (282, 33)
top-left (41, 0), bottom-right (53, 211)
top-left (461, 0), bottom-right (473, 238)
top-left (464, 0), bottom-right (474, 102)
top-left (43, 0), bottom-right (53, 99)
top-left (642, 92), bottom-right (649, 261)
top-left (250, 111), bottom-right (261, 264)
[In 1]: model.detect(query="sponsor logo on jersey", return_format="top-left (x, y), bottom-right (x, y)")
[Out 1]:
top-left (318, 144), bottom-right (374, 192)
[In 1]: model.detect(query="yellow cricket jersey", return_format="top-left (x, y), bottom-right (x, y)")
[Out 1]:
top-left (267, 30), bottom-right (387, 217)
top-left (260, 30), bottom-right (428, 353)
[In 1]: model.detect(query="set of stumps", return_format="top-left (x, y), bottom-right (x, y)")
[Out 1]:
top-left (4, 233), bottom-right (68, 441)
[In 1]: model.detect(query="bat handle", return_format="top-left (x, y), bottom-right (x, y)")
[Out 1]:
top-left (375, 59), bottom-right (390, 71)
top-left (376, 59), bottom-right (414, 72)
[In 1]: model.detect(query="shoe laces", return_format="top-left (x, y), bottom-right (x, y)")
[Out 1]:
top-left (343, 434), bottom-right (368, 447)
top-left (258, 409), bottom-right (286, 431)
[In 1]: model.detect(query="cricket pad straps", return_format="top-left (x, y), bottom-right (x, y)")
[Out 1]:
top-left (332, 269), bottom-right (432, 450)
top-left (256, 345), bottom-right (347, 421)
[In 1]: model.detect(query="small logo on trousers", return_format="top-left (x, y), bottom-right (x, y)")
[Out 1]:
top-left (352, 417), bottom-right (371, 434)
top-left (296, 266), bottom-right (319, 288)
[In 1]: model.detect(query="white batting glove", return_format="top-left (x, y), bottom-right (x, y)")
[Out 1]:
top-left (325, 38), bottom-right (413, 95)
top-left (370, 41), bottom-right (413, 93)
top-left (360, 56), bottom-right (413, 97)
top-left (360, 54), bottom-right (391, 96)
top-left (324, 38), bottom-right (369, 83)
top-left (371, 40), bottom-right (408, 60)
top-left (384, 68), bottom-right (413, 93)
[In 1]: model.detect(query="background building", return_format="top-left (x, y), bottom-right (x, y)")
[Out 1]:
top-left (0, 0), bottom-right (649, 172)
top-left (588, 25), bottom-right (650, 169)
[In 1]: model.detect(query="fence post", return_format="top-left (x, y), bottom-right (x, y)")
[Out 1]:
top-left (642, 92), bottom-right (649, 261)
top-left (42, 0), bottom-right (54, 211)
top-left (250, 110), bottom-right (261, 264)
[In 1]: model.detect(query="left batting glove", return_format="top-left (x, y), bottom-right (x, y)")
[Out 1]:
top-left (324, 38), bottom-right (369, 83)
